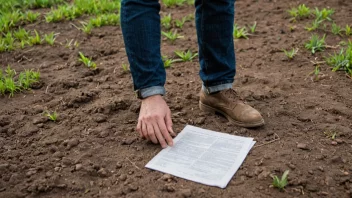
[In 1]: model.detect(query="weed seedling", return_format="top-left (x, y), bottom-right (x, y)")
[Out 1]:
top-left (344, 25), bottom-right (351, 36)
top-left (80, 22), bottom-right (93, 34)
top-left (305, 19), bottom-right (323, 32)
top-left (162, 56), bottom-right (178, 68)
top-left (5, 65), bottom-right (16, 78)
top-left (175, 50), bottom-right (198, 62)
top-left (324, 130), bottom-right (337, 140)
top-left (4, 77), bottom-right (19, 97)
top-left (175, 17), bottom-right (187, 29)
top-left (161, 14), bottom-right (172, 29)
top-left (331, 23), bottom-right (343, 36)
top-left (23, 11), bottom-right (40, 23)
top-left (122, 63), bottom-right (129, 72)
top-left (45, 111), bottom-right (58, 122)
top-left (78, 52), bottom-right (97, 70)
top-left (233, 24), bottom-right (249, 39)
top-left (288, 4), bottom-right (310, 21)
top-left (283, 48), bottom-right (298, 59)
top-left (162, 30), bottom-right (184, 44)
top-left (326, 45), bottom-right (352, 77)
top-left (0, 80), bottom-right (5, 95)
top-left (14, 28), bottom-right (29, 41)
top-left (249, 22), bottom-right (257, 33)
top-left (314, 7), bottom-right (334, 21)
top-left (272, 170), bottom-right (289, 191)
top-left (305, 34), bottom-right (326, 54)
top-left (29, 30), bottom-right (41, 45)
top-left (44, 32), bottom-right (56, 45)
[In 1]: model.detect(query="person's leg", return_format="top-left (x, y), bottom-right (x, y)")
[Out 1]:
top-left (121, 0), bottom-right (165, 98)
top-left (121, 0), bottom-right (175, 148)
top-left (195, 0), bottom-right (236, 94)
top-left (195, 0), bottom-right (265, 127)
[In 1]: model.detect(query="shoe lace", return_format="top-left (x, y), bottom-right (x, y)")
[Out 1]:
top-left (223, 88), bottom-right (245, 105)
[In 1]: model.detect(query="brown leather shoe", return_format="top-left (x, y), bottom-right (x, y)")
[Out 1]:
top-left (199, 89), bottom-right (265, 128)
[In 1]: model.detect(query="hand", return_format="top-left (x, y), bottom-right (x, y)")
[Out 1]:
top-left (137, 95), bottom-right (176, 148)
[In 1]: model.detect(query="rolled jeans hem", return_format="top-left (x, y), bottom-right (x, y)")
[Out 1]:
top-left (139, 86), bottom-right (165, 99)
top-left (202, 83), bottom-right (233, 94)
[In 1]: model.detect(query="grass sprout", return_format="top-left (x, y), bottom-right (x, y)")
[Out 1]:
top-left (332, 23), bottom-right (343, 36)
top-left (272, 170), bottom-right (289, 191)
top-left (344, 25), bottom-right (351, 36)
top-left (175, 50), bottom-right (198, 62)
top-left (305, 34), bottom-right (326, 54)
top-left (162, 30), bottom-right (184, 44)
top-left (283, 48), bottom-right (299, 59)
top-left (161, 14), bottom-right (172, 29)
top-left (78, 52), bottom-right (97, 70)
top-left (44, 111), bottom-right (58, 122)
top-left (326, 44), bottom-right (352, 77)
top-left (314, 7), bottom-right (334, 21)
top-left (44, 32), bottom-right (56, 46)
top-left (233, 24), bottom-right (249, 39)
top-left (249, 21), bottom-right (257, 33)
top-left (122, 63), bottom-right (129, 72)
top-left (175, 17), bottom-right (187, 29)
top-left (162, 55), bottom-right (178, 68)
top-left (305, 19), bottom-right (323, 32)
top-left (29, 30), bottom-right (42, 45)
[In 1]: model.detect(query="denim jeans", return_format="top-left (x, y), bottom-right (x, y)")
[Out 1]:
top-left (121, 0), bottom-right (236, 98)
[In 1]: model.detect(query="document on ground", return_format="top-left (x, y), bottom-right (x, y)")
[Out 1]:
top-left (145, 125), bottom-right (255, 188)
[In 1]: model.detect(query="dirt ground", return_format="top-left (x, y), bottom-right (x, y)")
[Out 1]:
top-left (1, 0), bottom-right (352, 197)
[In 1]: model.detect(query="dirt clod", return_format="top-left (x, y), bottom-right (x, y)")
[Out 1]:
top-left (297, 143), bottom-right (308, 150)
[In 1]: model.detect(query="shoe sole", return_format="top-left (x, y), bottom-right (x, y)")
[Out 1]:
top-left (199, 102), bottom-right (265, 128)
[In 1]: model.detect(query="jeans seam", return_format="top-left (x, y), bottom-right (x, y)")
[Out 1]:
top-left (200, 0), bottom-right (208, 88)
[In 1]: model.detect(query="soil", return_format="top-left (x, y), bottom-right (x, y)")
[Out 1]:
top-left (1, 0), bottom-right (352, 197)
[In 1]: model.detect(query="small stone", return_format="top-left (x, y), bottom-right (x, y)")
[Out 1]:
top-left (128, 171), bottom-right (134, 175)
top-left (32, 117), bottom-right (48, 124)
top-left (0, 164), bottom-right (9, 171)
top-left (317, 166), bottom-right (324, 172)
top-left (160, 174), bottom-right (172, 181)
top-left (97, 168), bottom-right (108, 177)
top-left (335, 139), bottom-right (343, 144)
top-left (128, 184), bottom-right (138, 192)
top-left (288, 163), bottom-right (296, 170)
top-left (62, 157), bottom-right (73, 166)
top-left (180, 189), bottom-right (192, 198)
top-left (99, 131), bottom-right (109, 138)
top-left (75, 164), bottom-right (83, 171)
top-left (331, 141), bottom-right (337, 145)
top-left (308, 170), bottom-right (314, 175)
top-left (331, 156), bottom-right (344, 164)
top-left (93, 114), bottom-right (107, 123)
top-left (45, 171), bottom-right (53, 178)
top-left (116, 162), bottom-right (122, 169)
top-left (121, 138), bottom-right (136, 145)
top-left (67, 138), bottom-right (79, 149)
top-left (195, 117), bottom-right (206, 125)
top-left (52, 151), bottom-right (64, 158)
top-left (163, 184), bottom-right (175, 192)
top-left (297, 143), bottom-right (308, 150)
top-left (258, 170), bottom-right (270, 180)
top-left (119, 174), bottom-right (127, 181)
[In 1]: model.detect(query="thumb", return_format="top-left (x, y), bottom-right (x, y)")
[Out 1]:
top-left (165, 110), bottom-right (176, 137)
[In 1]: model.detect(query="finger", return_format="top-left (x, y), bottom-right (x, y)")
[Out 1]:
top-left (152, 122), bottom-right (168, 148)
top-left (136, 119), bottom-right (142, 137)
top-left (157, 118), bottom-right (173, 147)
top-left (165, 110), bottom-right (176, 137)
top-left (141, 120), bottom-right (149, 140)
top-left (147, 123), bottom-right (158, 144)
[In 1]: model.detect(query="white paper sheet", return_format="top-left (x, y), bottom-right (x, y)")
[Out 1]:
top-left (145, 125), bottom-right (255, 188)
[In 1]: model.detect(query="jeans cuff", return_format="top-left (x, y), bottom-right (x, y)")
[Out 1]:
top-left (139, 86), bottom-right (165, 99)
top-left (202, 83), bottom-right (233, 94)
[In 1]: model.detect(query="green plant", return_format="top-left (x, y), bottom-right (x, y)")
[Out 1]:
top-left (305, 34), bottom-right (326, 54)
top-left (314, 7), bottom-right (334, 21)
top-left (161, 14), bottom-right (172, 29)
top-left (175, 17), bottom-right (187, 29)
top-left (162, 55), bottom-right (178, 68)
top-left (0, 79), bottom-right (6, 95)
top-left (326, 44), bottom-right (352, 77)
top-left (272, 170), bottom-right (289, 191)
top-left (344, 25), bottom-right (351, 36)
top-left (175, 50), bottom-right (198, 62)
top-left (331, 23), bottom-right (343, 36)
top-left (29, 30), bottom-right (41, 45)
top-left (23, 11), bottom-right (40, 23)
top-left (5, 65), bottom-right (16, 78)
top-left (80, 22), bottom-right (93, 34)
top-left (249, 21), bottom-right (257, 33)
top-left (305, 19), bottom-right (323, 32)
top-left (162, 0), bottom-right (184, 7)
top-left (122, 63), bottom-right (129, 72)
top-left (162, 30), bottom-right (184, 44)
top-left (288, 4), bottom-right (310, 20)
top-left (44, 32), bottom-right (56, 45)
top-left (3, 32), bottom-right (15, 51)
top-left (78, 52), bottom-right (97, 70)
top-left (324, 130), bottom-right (337, 140)
top-left (45, 8), bottom-right (65, 23)
top-left (45, 111), bottom-right (58, 121)
top-left (283, 48), bottom-right (298, 59)
top-left (4, 77), bottom-right (19, 97)
top-left (13, 28), bottom-right (29, 41)
top-left (233, 24), bottom-right (249, 39)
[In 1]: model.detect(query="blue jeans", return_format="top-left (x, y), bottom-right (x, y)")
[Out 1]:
top-left (121, 0), bottom-right (236, 98)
